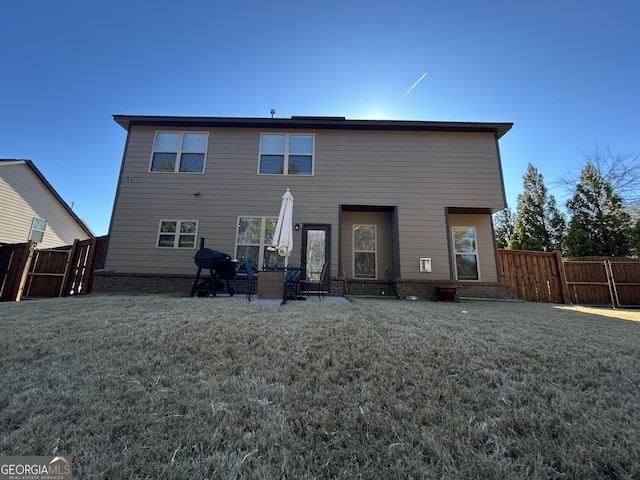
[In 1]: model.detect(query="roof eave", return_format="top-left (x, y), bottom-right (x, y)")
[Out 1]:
top-left (113, 115), bottom-right (513, 138)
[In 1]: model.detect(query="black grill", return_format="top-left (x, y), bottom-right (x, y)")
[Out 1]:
top-left (190, 238), bottom-right (237, 297)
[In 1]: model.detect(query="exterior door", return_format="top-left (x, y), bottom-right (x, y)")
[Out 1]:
top-left (301, 224), bottom-right (330, 281)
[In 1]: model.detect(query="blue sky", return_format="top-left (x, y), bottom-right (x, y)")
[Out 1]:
top-left (2, 0), bottom-right (638, 236)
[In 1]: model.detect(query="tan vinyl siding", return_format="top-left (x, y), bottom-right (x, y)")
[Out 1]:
top-left (448, 213), bottom-right (498, 282)
top-left (397, 207), bottom-right (452, 279)
top-left (341, 211), bottom-right (392, 280)
top-left (106, 126), bottom-right (506, 278)
top-left (0, 163), bottom-right (91, 247)
top-left (315, 131), bottom-right (504, 207)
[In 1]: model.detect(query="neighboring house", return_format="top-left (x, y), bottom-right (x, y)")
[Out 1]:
top-left (0, 160), bottom-right (94, 248)
top-left (99, 115), bottom-right (512, 298)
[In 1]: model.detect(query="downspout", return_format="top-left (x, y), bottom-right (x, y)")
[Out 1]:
top-left (493, 131), bottom-right (508, 281)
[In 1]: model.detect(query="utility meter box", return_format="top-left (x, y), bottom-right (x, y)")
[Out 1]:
top-left (419, 258), bottom-right (432, 272)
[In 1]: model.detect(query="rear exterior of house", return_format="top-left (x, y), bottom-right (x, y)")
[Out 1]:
top-left (0, 160), bottom-right (93, 248)
top-left (98, 115), bottom-right (512, 299)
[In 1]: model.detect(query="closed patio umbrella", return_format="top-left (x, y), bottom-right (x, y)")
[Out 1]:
top-left (272, 188), bottom-right (294, 267)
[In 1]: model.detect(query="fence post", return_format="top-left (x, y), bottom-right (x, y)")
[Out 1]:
top-left (15, 241), bottom-right (37, 302)
top-left (554, 250), bottom-right (570, 304)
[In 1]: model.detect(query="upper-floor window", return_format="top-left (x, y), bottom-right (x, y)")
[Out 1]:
top-left (259, 133), bottom-right (314, 175)
top-left (452, 226), bottom-right (479, 280)
top-left (157, 220), bottom-right (198, 248)
top-left (29, 217), bottom-right (47, 243)
top-left (150, 132), bottom-right (208, 173)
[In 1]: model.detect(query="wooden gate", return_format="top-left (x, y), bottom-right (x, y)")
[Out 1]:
top-left (564, 259), bottom-right (640, 307)
top-left (0, 236), bottom-right (107, 301)
top-left (23, 246), bottom-right (72, 298)
top-left (610, 261), bottom-right (640, 306)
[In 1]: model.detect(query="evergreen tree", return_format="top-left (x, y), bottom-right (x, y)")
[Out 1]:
top-left (509, 164), bottom-right (566, 252)
top-left (564, 163), bottom-right (632, 257)
top-left (632, 218), bottom-right (640, 257)
top-left (492, 207), bottom-right (515, 249)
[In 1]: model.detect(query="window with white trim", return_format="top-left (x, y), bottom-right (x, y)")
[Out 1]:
top-left (29, 217), bottom-right (47, 243)
top-left (235, 216), bottom-right (281, 269)
top-left (452, 226), bottom-right (479, 280)
top-left (150, 132), bottom-right (208, 173)
top-left (157, 220), bottom-right (198, 248)
top-left (258, 133), bottom-right (314, 175)
top-left (353, 224), bottom-right (377, 279)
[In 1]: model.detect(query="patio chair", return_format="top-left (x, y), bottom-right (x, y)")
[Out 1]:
top-left (282, 263), bottom-right (302, 301)
top-left (243, 259), bottom-right (257, 301)
top-left (301, 262), bottom-right (330, 300)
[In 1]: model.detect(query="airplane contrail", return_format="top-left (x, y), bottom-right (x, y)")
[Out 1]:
top-left (402, 72), bottom-right (428, 98)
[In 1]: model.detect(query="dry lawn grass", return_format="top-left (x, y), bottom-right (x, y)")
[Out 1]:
top-left (1, 295), bottom-right (639, 479)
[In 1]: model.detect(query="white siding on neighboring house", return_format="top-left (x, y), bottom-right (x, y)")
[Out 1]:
top-left (0, 161), bottom-right (92, 248)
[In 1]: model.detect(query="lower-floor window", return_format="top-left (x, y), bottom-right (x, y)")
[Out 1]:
top-left (452, 226), bottom-right (479, 280)
top-left (157, 220), bottom-right (198, 248)
top-left (236, 216), bottom-right (280, 269)
top-left (353, 224), bottom-right (376, 279)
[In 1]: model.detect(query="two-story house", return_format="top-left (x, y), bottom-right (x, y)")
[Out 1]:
top-left (0, 159), bottom-right (94, 248)
top-left (97, 115), bottom-right (512, 299)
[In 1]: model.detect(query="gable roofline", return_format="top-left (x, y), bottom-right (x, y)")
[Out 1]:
top-left (113, 115), bottom-right (513, 139)
top-left (0, 159), bottom-right (95, 237)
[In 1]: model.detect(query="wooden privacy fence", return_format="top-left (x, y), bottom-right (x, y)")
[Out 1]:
top-left (498, 249), bottom-right (640, 307)
top-left (498, 249), bottom-right (568, 303)
top-left (0, 241), bottom-right (35, 302)
top-left (564, 258), bottom-right (640, 307)
top-left (0, 236), bottom-right (107, 302)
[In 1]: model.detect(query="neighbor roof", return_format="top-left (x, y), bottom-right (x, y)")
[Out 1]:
top-left (0, 159), bottom-right (94, 237)
top-left (113, 115), bottom-right (513, 139)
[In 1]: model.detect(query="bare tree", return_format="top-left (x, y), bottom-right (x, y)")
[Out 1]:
top-left (556, 146), bottom-right (640, 213)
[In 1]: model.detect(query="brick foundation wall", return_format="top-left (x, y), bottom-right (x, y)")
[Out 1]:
top-left (332, 278), bottom-right (506, 301)
top-left (342, 279), bottom-right (393, 297)
top-left (93, 270), bottom-right (248, 296)
top-left (394, 279), bottom-right (469, 301)
top-left (457, 281), bottom-right (508, 299)
top-left (93, 271), bottom-right (192, 294)
top-left (329, 279), bottom-right (345, 297)
top-left (94, 271), bottom-right (507, 301)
